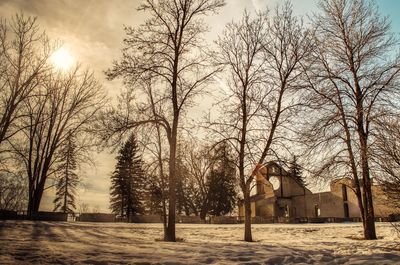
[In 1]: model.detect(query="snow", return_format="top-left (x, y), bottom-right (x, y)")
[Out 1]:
top-left (0, 221), bottom-right (399, 264)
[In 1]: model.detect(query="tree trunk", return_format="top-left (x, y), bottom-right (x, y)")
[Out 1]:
top-left (356, 96), bottom-right (377, 239)
top-left (364, 207), bottom-right (377, 240)
top-left (361, 153), bottom-right (377, 240)
top-left (199, 204), bottom-right (208, 220)
top-left (28, 166), bottom-right (50, 217)
top-left (243, 187), bottom-right (253, 242)
top-left (162, 195), bottom-right (168, 237)
top-left (32, 181), bottom-right (45, 213)
top-left (165, 120), bottom-right (178, 242)
top-left (27, 179), bottom-right (34, 218)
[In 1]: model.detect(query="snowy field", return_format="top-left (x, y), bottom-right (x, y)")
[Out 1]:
top-left (0, 221), bottom-right (399, 264)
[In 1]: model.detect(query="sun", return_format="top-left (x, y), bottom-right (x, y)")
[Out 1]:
top-left (50, 47), bottom-right (74, 71)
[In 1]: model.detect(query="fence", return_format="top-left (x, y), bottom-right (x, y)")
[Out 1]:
top-left (0, 210), bottom-right (68, 221)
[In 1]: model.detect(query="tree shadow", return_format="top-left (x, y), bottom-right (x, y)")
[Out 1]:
top-left (2, 221), bottom-right (400, 264)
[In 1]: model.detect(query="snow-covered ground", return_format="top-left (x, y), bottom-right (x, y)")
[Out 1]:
top-left (0, 221), bottom-right (399, 264)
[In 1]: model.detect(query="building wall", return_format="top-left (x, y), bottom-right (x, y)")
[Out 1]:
top-left (291, 195), bottom-right (307, 217)
top-left (262, 182), bottom-right (275, 198)
top-left (330, 181), bottom-right (362, 218)
top-left (256, 197), bottom-right (275, 218)
top-left (251, 201), bottom-right (256, 217)
top-left (308, 193), bottom-right (347, 218)
top-left (372, 186), bottom-right (400, 217)
top-left (276, 177), bottom-right (310, 198)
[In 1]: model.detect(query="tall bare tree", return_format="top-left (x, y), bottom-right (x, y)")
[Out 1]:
top-left (0, 14), bottom-right (52, 150)
top-left (12, 67), bottom-right (107, 217)
top-left (212, 10), bottom-right (268, 242)
top-left (302, 0), bottom-right (400, 240)
top-left (212, 3), bottom-right (311, 242)
top-left (104, 0), bottom-right (225, 241)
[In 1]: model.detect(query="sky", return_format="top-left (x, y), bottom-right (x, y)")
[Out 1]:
top-left (0, 0), bottom-right (399, 213)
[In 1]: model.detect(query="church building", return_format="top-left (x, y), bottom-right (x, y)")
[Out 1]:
top-left (238, 162), bottom-right (398, 223)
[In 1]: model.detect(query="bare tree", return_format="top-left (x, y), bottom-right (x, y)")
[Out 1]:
top-left (78, 201), bottom-right (89, 214)
top-left (12, 67), bottom-right (107, 217)
top-left (302, 0), bottom-right (400, 240)
top-left (176, 138), bottom-right (212, 219)
top-left (212, 10), bottom-right (268, 242)
top-left (0, 169), bottom-right (27, 211)
top-left (103, 0), bottom-right (225, 242)
top-left (0, 14), bottom-right (52, 150)
top-left (212, 3), bottom-right (311, 242)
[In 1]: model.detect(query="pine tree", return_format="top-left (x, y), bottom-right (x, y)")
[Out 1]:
top-left (289, 155), bottom-right (305, 187)
top-left (53, 134), bottom-right (79, 214)
top-left (110, 134), bottom-right (145, 220)
top-left (206, 142), bottom-right (237, 216)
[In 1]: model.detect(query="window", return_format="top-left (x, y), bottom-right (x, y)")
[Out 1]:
top-left (314, 204), bottom-right (320, 217)
top-left (342, 184), bottom-right (348, 201)
top-left (269, 176), bottom-right (280, 190)
top-left (284, 205), bottom-right (290, 218)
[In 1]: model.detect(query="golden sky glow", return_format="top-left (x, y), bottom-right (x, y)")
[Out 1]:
top-left (50, 47), bottom-right (74, 71)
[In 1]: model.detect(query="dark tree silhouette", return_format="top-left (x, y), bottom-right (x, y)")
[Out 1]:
top-left (12, 67), bottom-right (106, 218)
top-left (12, 67), bottom-right (106, 215)
top-left (110, 134), bottom-right (146, 220)
top-left (0, 14), bottom-right (52, 150)
top-left (0, 14), bottom-right (106, 218)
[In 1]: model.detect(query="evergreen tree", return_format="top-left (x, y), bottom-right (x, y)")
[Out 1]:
top-left (289, 155), bottom-right (305, 187)
top-left (206, 142), bottom-right (237, 216)
top-left (53, 134), bottom-right (79, 214)
top-left (110, 134), bottom-right (145, 219)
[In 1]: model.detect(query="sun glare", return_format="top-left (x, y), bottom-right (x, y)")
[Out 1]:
top-left (50, 47), bottom-right (74, 71)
